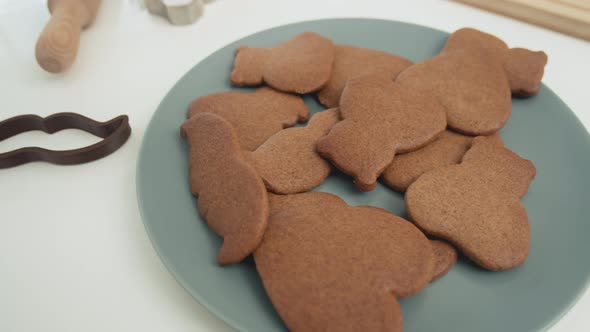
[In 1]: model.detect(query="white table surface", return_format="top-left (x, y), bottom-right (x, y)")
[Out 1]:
top-left (1, 0), bottom-right (589, 331)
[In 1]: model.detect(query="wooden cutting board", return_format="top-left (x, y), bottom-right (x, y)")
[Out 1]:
top-left (455, 0), bottom-right (590, 41)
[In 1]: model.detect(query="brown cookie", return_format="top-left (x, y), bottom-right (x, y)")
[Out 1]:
top-left (382, 131), bottom-right (502, 192)
top-left (181, 113), bottom-right (268, 265)
top-left (406, 136), bottom-right (536, 270)
top-left (230, 32), bottom-right (335, 94)
top-left (254, 192), bottom-right (434, 332)
top-left (317, 74), bottom-right (447, 191)
top-left (430, 240), bottom-right (458, 282)
top-left (443, 28), bottom-right (548, 97)
top-left (504, 48), bottom-right (548, 97)
top-left (364, 208), bottom-right (458, 283)
top-left (442, 27), bottom-right (509, 60)
top-left (188, 87), bottom-right (309, 150)
top-left (245, 109), bottom-right (340, 194)
top-left (317, 45), bottom-right (412, 107)
top-left (397, 27), bottom-right (547, 135)
top-left (396, 47), bottom-right (510, 135)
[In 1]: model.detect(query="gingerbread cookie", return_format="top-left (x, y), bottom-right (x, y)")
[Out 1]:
top-left (255, 192), bottom-right (434, 332)
top-left (430, 240), bottom-right (458, 282)
top-left (367, 205), bottom-right (459, 283)
top-left (382, 131), bottom-right (502, 192)
top-left (317, 45), bottom-right (412, 107)
top-left (230, 32), bottom-right (335, 94)
top-left (504, 48), bottom-right (548, 97)
top-left (317, 74), bottom-right (447, 191)
top-left (396, 48), bottom-right (510, 135)
top-left (245, 109), bottom-right (339, 194)
top-left (188, 87), bottom-right (309, 150)
top-left (442, 27), bottom-right (508, 59)
top-left (181, 113), bottom-right (268, 265)
top-left (406, 136), bottom-right (536, 270)
top-left (365, 207), bottom-right (457, 282)
top-left (397, 28), bottom-right (547, 135)
top-left (443, 27), bottom-right (547, 97)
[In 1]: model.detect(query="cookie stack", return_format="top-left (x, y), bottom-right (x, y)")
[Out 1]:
top-left (180, 28), bottom-right (546, 331)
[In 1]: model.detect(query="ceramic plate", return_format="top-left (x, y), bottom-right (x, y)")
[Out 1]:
top-left (137, 19), bottom-right (590, 332)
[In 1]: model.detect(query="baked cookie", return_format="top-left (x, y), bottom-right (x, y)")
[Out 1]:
top-left (406, 136), bottom-right (536, 270)
top-left (430, 240), bottom-right (458, 282)
top-left (181, 113), bottom-right (268, 265)
top-left (245, 109), bottom-right (339, 194)
top-left (382, 131), bottom-right (502, 192)
top-left (254, 192), bottom-right (434, 332)
top-left (317, 74), bottom-right (447, 191)
top-left (230, 32), bottom-right (335, 94)
top-left (317, 45), bottom-right (412, 107)
top-left (505, 48), bottom-right (548, 97)
top-left (188, 87), bottom-right (309, 150)
top-left (397, 28), bottom-right (547, 135)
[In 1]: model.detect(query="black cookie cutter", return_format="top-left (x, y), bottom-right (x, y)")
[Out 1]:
top-left (0, 113), bottom-right (131, 168)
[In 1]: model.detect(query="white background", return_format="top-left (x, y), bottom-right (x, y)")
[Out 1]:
top-left (1, 0), bottom-right (589, 331)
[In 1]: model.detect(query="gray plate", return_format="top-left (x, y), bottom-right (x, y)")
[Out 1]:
top-left (137, 19), bottom-right (590, 332)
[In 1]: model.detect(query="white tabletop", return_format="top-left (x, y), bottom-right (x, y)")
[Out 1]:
top-left (1, 0), bottom-right (589, 331)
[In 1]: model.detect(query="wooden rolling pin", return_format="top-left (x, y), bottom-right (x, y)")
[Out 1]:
top-left (35, 0), bottom-right (102, 73)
